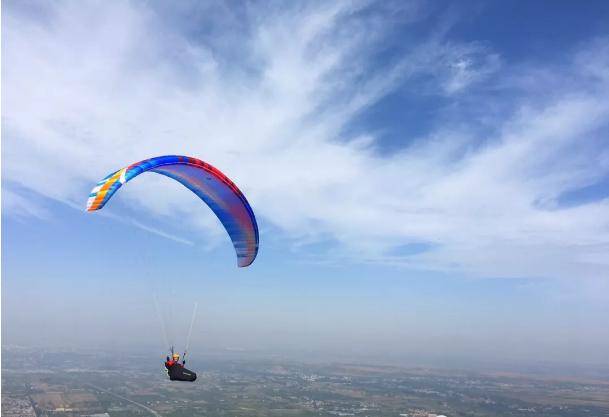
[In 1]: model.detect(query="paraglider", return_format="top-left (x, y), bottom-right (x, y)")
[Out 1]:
top-left (86, 155), bottom-right (259, 267)
top-left (86, 155), bottom-right (259, 381)
top-left (165, 351), bottom-right (197, 382)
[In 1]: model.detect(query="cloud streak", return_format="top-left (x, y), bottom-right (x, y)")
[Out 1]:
top-left (3, 1), bottom-right (609, 279)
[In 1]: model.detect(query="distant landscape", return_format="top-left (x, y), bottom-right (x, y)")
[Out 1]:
top-left (3, 346), bottom-right (609, 417)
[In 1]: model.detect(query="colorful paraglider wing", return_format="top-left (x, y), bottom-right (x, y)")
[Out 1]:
top-left (87, 156), bottom-right (258, 267)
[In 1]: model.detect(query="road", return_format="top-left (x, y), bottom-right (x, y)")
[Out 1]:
top-left (86, 383), bottom-right (162, 417)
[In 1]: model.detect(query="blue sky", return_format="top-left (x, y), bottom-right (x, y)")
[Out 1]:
top-left (2, 1), bottom-right (609, 367)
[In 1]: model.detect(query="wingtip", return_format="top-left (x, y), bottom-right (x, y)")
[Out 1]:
top-left (238, 257), bottom-right (256, 268)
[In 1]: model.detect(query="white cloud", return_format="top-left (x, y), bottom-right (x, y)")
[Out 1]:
top-left (441, 47), bottom-right (501, 95)
top-left (2, 187), bottom-right (50, 220)
top-left (2, 1), bottom-right (609, 279)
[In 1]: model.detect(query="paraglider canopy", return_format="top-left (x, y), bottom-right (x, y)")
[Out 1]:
top-left (86, 155), bottom-right (259, 267)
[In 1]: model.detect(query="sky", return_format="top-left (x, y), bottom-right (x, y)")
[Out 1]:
top-left (2, 0), bottom-right (609, 369)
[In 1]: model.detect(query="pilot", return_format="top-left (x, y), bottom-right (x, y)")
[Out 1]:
top-left (165, 353), bottom-right (182, 369)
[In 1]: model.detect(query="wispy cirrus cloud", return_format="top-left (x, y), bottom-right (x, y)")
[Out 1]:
top-left (2, 1), bottom-right (609, 279)
top-left (2, 187), bottom-right (50, 220)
